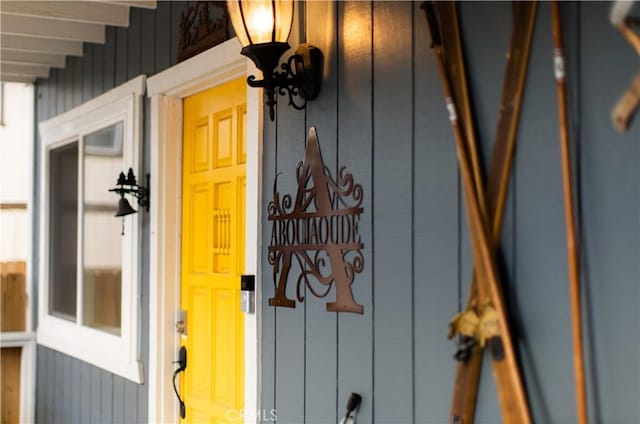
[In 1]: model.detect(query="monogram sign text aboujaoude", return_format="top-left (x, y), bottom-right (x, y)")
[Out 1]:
top-left (268, 127), bottom-right (364, 313)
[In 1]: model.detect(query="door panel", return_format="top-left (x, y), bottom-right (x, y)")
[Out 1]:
top-left (181, 77), bottom-right (246, 423)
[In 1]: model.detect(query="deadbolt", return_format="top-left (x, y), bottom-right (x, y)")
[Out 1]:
top-left (176, 310), bottom-right (187, 335)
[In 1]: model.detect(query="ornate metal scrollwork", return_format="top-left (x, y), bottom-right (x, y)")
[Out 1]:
top-left (267, 127), bottom-right (365, 314)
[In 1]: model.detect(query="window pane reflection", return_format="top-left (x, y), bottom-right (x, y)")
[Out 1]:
top-left (49, 142), bottom-right (78, 321)
top-left (82, 122), bottom-right (123, 335)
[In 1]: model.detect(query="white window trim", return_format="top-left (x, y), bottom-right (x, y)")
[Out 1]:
top-left (37, 75), bottom-right (146, 383)
top-left (146, 37), bottom-right (263, 424)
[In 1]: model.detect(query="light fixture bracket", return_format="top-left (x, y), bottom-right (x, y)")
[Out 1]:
top-left (242, 43), bottom-right (323, 120)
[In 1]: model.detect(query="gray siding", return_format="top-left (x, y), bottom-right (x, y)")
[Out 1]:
top-left (33, 3), bottom-right (190, 423)
top-left (261, 2), bottom-right (639, 424)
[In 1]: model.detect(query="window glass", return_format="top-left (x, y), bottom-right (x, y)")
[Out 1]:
top-left (48, 142), bottom-right (78, 321)
top-left (82, 122), bottom-right (124, 335)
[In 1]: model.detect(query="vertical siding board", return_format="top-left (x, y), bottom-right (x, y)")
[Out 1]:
top-left (304, 1), bottom-right (339, 423)
top-left (93, 42), bottom-right (105, 97)
top-left (141, 8), bottom-right (156, 76)
top-left (514, 3), bottom-right (574, 422)
top-left (412, 2), bottom-right (459, 422)
top-left (372, 2), bottom-right (414, 423)
top-left (56, 68), bottom-right (64, 113)
top-left (112, 376), bottom-right (125, 424)
top-left (261, 104), bottom-right (277, 423)
top-left (48, 349), bottom-right (55, 422)
top-left (64, 56), bottom-right (74, 112)
top-left (123, 380), bottom-right (138, 422)
top-left (38, 78), bottom-right (48, 121)
top-left (105, 27), bottom-right (117, 91)
top-left (62, 355), bottom-right (72, 423)
top-left (580, 3), bottom-right (640, 422)
top-left (58, 355), bottom-right (66, 423)
top-left (54, 352), bottom-right (64, 422)
top-left (82, 44), bottom-right (93, 103)
top-left (459, 2), bottom-right (511, 164)
top-left (71, 359), bottom-right (81, 424)
top-left (336, 2), bottom-right (374, 423)
top-left (41, 348), bottom-right (48, 422)
top-left (271, 101), bottom-right (307, 421)
top-left (52, 351), bottom-right (59, 421)
top-left (72, 56), bottom-right (83, 107)
top-left (137, 374), bottom-right (149, 422)
top-left (459, 0), bottom-right (516, 283)
top-left (35, 346), bottom-right (45, 422)
top-left (89, 367), bottom-right (102, 422)
top-left (128, 8), bottom-right (142, 79)
top-left (155, 0), bottom-right (172, 72)
top-left (44, 348), bottom-right (53, 422)
top-left (115, 26), bottom-right (128, 85)
top-left (49, 69), bottom-right (58, 116)
top-left (80, 363), bottom-right (91, 422)
top-left (270, 7), bottom-right (308, 423)
top-left (101, 372), bottom-right (113, 423)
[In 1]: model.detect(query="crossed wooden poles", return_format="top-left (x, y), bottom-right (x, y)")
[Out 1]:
top-left (611, 1), bottom-right (640, 132)
top-left (423, 2), bottom-right (588, 423)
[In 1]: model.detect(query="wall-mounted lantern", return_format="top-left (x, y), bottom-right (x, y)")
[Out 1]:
top-left (109, 168), bottom-right (149, 218)
top-left (226, 0), bottom-right (324, 121)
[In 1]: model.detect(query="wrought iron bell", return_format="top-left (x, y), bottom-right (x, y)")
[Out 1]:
top-left (115, 197), bottom-right (137, 217)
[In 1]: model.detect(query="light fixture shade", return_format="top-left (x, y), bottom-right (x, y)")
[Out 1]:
top-left (227, 0), bottom-right (294, 47)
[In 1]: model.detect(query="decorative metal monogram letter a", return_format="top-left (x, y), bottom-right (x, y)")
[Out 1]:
top-left (268, 127), bottom-right (364, 313)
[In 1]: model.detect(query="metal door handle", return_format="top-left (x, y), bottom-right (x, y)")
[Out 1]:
top-left (172, 346), bottom-right (187, 418)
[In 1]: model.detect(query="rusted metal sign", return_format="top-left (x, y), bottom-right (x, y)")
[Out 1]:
top-left (268, 127), bottom-right (364, 313)
top-left (177, 2), bottom-right (230, 63)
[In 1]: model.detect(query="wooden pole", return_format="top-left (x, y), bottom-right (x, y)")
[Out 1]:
top-left (434, 2), bottom-right (489, 222)
top-left (551, 2), bottom-right (588, 423)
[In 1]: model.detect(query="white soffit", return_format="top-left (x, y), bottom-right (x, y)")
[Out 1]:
top-left (0, 1), bottom-right (157, 83)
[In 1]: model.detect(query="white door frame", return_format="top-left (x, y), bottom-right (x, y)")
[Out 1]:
top-left (146, 37), bottom-right (262, 424)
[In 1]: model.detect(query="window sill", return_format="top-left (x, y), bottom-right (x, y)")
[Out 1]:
top-left (37, 315), bottom-right (143, 384)
top-left (0, 331), bottom-right (36, 347)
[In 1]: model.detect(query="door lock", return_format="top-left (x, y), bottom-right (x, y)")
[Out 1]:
top-left (176, 310), bottom-right (187, 335)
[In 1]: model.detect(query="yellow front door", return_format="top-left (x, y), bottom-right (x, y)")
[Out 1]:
top-left (181, 77), bottom-right (246, 423)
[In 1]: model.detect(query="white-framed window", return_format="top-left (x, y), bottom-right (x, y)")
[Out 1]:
top-left (37, 75), bottom-right (146, 383)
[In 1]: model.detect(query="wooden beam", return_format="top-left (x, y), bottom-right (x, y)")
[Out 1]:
top-left (0, 203), bottom-right (28, 210)
top-left (1, 348), bottom-right (22, 423)
top-left (0, 1), bottom-right (130, 27)
top-left (1, 50), bottom-right (66, 68)
top-left (0, 14), bottom-right (105, 43)
top-left (1, 63), bottom-right (50, 79)
top-left (93, 0), bottom-right (156, 10)
top-left (0, 34), bottom-right (84, 56)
